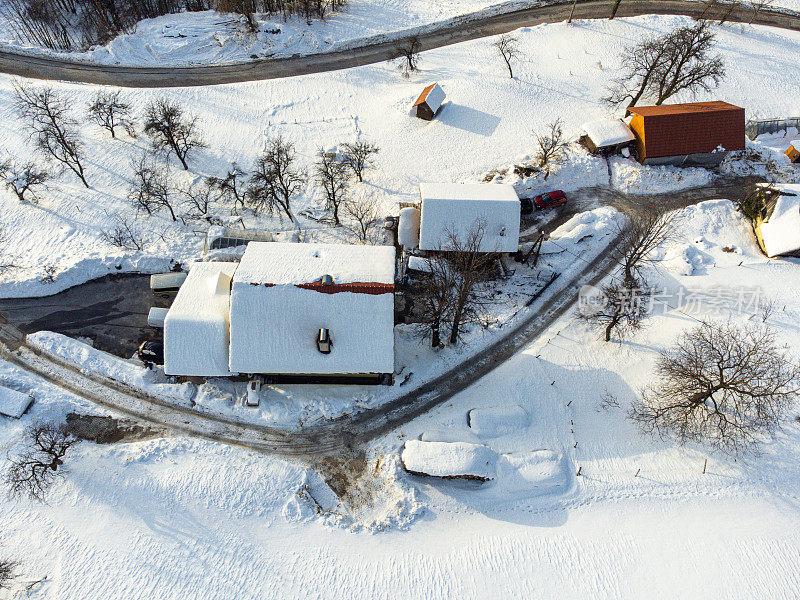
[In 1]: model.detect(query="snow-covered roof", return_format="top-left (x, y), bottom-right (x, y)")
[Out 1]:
top-left (234, 242), bottom-right (395, 286)
top-left (0, 385), bottom-right (33, 418)
top-left (418, 183), bottom-right (521, 252)
top-left (229, 242), bottom-right (396, 375)
top-left (582, 119), bottom-right (636, 147)
top-left (398, 206), bottom-right (421, 249)
top-left (760, 187), bottom-right (800, 257)
top-left (413, 83), bottom-right (445, 113)
top-left (401, 440), bottom-right (498, 480)
top-left (164, 262), bottom-right (238, 377)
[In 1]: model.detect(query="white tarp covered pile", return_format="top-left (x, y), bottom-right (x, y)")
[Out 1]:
top-left (228, 242), bottom-right (396, 375)
top-left (0, 385), bottom-right (33, 418)
top-left (401, 440), bottom-right (498, 481)
top-left (418, 183), bottom-right (520, 252)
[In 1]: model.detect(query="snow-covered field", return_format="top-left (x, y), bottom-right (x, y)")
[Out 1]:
top-left (2, 13), bottom-right (800, 600)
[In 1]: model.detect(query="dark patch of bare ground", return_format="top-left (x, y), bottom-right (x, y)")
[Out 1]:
top-left (311, 451), bottom-right (397, 516)
top-left (65, 413), bottom-right (167, 444)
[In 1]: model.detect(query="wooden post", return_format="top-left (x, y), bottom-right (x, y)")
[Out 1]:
top-left (568, 0), bottom-right (578, 23)
top-left (576, 466), bottom-right (582, 476)
top-left (702, 458), bottom-right (707, 474)
top-left (635, 468), bottom-right (640, 477)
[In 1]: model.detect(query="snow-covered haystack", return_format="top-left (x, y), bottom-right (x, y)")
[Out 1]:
top-left (467, 404), bottom-right (530, 438)
top-left (401, 440), bottom-right (498, 481)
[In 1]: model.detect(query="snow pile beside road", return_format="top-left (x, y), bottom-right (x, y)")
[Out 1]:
top-left (401, 440), bottom-right (498, 480)
top-left (27, 331), bottom-right (194, 404)
top-left (540, 206), bottom-right (624, 256)
top-left (610, 156), bottom-right (714, 194)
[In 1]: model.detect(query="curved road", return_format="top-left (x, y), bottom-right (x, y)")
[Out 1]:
top-left (0, 1), bottom-right (798, 87)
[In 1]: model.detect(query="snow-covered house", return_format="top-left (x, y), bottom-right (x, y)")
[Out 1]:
top-left (413, 83), bottom-right (445, 121)
top-left (402, 183), bottom-right (520, 253)
top-left (164, 262), bottom-right (238, 377)
top-left (580, 119), bottom-right (635, 155)
top-left (756, 186), bottom-right (800, 258)
top-left (228, 242), bottom-right (396, 382)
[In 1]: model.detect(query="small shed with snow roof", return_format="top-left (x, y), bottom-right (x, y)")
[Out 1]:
top-left (580, 119), bottom-right (636, 155)
top-left (413, 83), bottom-right (446, 121)
top-left (228, 242), bottom-right (396, 381)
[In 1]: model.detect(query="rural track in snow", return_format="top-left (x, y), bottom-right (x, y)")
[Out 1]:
top-left (0, 1), bottom-right (798, 87)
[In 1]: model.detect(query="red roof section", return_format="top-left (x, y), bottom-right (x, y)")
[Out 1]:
top-left (296, 282), bottom-right (395, 295)
top-left (628, 101), bottom-right (743, 117)
top-left (413, 83), bottom-right (438, 107)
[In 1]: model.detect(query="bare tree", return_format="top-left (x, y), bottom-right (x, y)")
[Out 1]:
top-left (631, 321), bottom-right (800, 455)
top-left (143, 98), bottom-right (206, 170)
top-left (0, 559), bottom-right (16, 590)
top-left (492, 34), bottom-right (523, 79)
top-left (343, 195), bottom-right (380, 243)
top-left (5, 421), bottom-right (77, 501)
top-left (341, 140), bottom-right (379, 182)
top-left (415, 255), bottom-right (456, 348)
top-left (14, 85), bottom-right (89, 187)
top-left (315, 149), bottom-right (350, 226)
top-left (206, 163), bottom-right (247, 212)
top-left (88, 90), bottom-right (136, 138)
top-left (0, 158), bottom-right (49, 203)
top-left (605, 22), bottom-right (724, 108)
top-left (395, 35), bottom-right (421, 77)
top-left (445, 219), bottom-right (497, 345)
top-left (580, 278), bottom-right (650, 342)
top-left (616, 209), bottom-right (679, 287)
top-left (246, 137), bottom-right (304, 222)
top-left (128, 155), bottom-right (177, 221)
top-left (180, 179), bottom-right (220, 222)
top-left (534, 119), bottom-right (570, 179)
top-left (215, 0), bottom-right (259, 33)
top-left (100, 213), bottom-right (146, 251)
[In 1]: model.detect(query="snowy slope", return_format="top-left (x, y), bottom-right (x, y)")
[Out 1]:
top-left (2, 15), bottom-right (800, 298)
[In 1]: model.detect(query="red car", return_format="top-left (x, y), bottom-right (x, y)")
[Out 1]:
top-left (533, 190), bottom-right (567, 209)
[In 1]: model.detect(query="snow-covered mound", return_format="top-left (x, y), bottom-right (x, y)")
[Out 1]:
top-left (467, 404), bottom-right (530, 438)
top-left (401, 440), bottom-right (498, 481)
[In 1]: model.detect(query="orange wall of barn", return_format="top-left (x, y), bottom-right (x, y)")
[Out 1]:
top-left (629, 114), bottom-right (647, 162)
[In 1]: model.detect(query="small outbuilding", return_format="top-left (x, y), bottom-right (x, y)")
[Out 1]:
top-left (579, 119), bottom-right (635, 155)
top-left (163, 261), bottom-right (238, 377)
top-left (786, 141), bottom-right (800, 163)
top-left (414, 183), bottom-right (521, 253)
top-left (627, 101), bottom-right (746, 167)
top-left (228, 242), bottom-right (396, 382)
top-left (756, 185), bottom-right (800, 258)
top-left (0, 385), bottom-right (34, 419)
top-left (413, 83), bottom-right (445, 121)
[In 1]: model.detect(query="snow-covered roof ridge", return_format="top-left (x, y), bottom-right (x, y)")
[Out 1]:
top-left (233, 242), bottom-right (396, 286)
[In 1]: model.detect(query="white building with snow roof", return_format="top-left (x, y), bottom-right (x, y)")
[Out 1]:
top-left (164, 261), bottom-right (238, 377)
top-left (228, 242), bottom-right (396, 381)
top-left (757, 185), bottom-right (800, 258)
top-left (415, 183), bottom-right (521, 253)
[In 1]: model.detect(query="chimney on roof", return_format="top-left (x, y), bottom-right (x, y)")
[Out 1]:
top-left (322, 274), bottom-right (333, 286)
